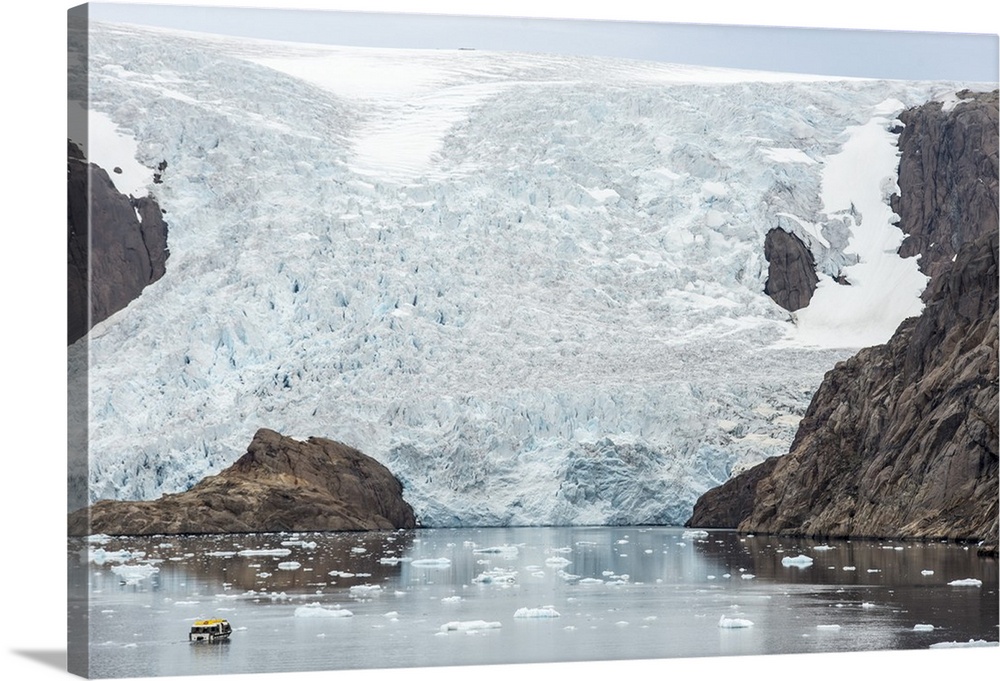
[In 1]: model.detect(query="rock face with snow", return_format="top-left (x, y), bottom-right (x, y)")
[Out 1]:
top-left (894, 90), bottom-right (999, 284)
top-left (67, 140), bottom-right (169, 345)
top-left (687, 93), bottom-right (999, 553)
top-left (763, 228), bottom-right (819, 311)
top-left (68, 428), bottom-right (416, 535)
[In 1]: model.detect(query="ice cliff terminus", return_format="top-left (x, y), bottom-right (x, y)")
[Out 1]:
top-left (68, 20), bottom-right (994, 528)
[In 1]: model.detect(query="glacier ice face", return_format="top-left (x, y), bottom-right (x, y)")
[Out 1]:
top-left (75, 22), bottom-right (975, 526)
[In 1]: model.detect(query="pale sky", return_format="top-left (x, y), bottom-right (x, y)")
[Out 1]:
top-left (83, 1), bottom-right (998, 82)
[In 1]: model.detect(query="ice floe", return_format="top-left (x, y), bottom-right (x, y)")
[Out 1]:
top-left (514, 606), bottom-right (561, 618)
top-left (816, 624), bottom-right (842, 631)
top-left (439, 620), bottom-right (501, 632)
top-left (238, 549), bottom-right (291, 557)
top-left (929, 639), bottom-right (996, 648)
top-left (682, 530), bottom-right (709, 539)
top-left (295, 603), bottom-right (353, 618)
top-left (110, 564), bottom-right (159, 584)
top-left (472, 567), bottom-right (517, 584)
top-left (947, 578), bottom-right (983, 587)
top-left (411, 558), bottom-right (452, 569)
top-left (277, 562), bottom-right (301, 570)
top-left (781, 555), bottom-right (814, 568)
top-left (913, 624), bottom-right (935, 632)
top-left (718, 615), bottom-right (754, 628)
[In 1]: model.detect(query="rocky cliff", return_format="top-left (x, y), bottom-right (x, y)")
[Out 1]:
top-left (68, 429), bottom-right (417, 535)
top-left (67, 140), bottom-right (169, 345)
top-left (894, 90), bottom-right (999, 284)
top-left (687, 91), bottom-right (999, 553)
top-left (763, 227), bottom-right (820, 312)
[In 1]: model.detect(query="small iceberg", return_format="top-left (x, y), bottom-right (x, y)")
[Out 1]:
top-left (411, 558), bottom-right (452, 569)
top-left (277, 561), bottom-right (301, 571)
top-left (930, 639), bottom-right (997, 648)
top-left (816, 624), bottom-right (842, 631)
top-left (110, 564), bottom-right (159, 584)
top-left (238, 548), bottom-right (291, 557)
top-left (348, 584), bottom-right (382, 597)
top-left (781, 555), bottom-right (814, 568)
top-left (947, 578), bottom-right (982, 587)
top-left (294, 603), bottom-right (353, 618)
top-left (472, 546), bottom-right (519, 556)
top-left (718, 615), bottom-right (754, 629)
top-left (514, 606), bottom-right (561, 618)
top-left (472, 567), bottom-right (517, 584)
top-left (544, 557), bottom-right (572, 567)
top-left (920, 570), bottom-right (935, 576)
top-left (913, 624), bottom-right (935, 632)
top-left (741, 574), bottom-right (756, 580)
top-left (682, 530), bottom-right (709, 539)
top-left (439, 620), bottom-right (501, 632)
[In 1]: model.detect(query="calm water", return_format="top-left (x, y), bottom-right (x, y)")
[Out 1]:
top-left (70, 527), bottom-right (998, 678)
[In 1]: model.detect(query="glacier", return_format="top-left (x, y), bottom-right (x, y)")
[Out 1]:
top-left (69, 22), bottom-right (986, 526)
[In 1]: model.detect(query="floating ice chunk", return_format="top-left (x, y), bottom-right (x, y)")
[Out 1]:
top-left (440, 620), bottom-right (501, 632)
top-left (913, 624), bottom-right (935, 632)
top-left (384, 611), bottom-right (399, 618)
top-left (472, 546), bottom-right (519, 557)
top-left (861, 603), bottom-right (876, 609)
top-left (514, 606), bottom-right (561, 618)
top-left (682, 530), bottom-right (709, 539)
top-left (110, 564), bottom-right (159, 584)
top-left (920, 570), bottom-right (934, 576)
top-left (238, 549), bottom-right (291, 557)
top-left (173, 601), bottom-right (199, 606)
top-left (206, 551), bottom-right (236, 558)
top-left (929, 639), bottom-right (996, 648)
top-left (816, 625), bottom-right (842, 631)
top-left (91, 549), bottom-right (135, 565)
top-left (812, 545), bottom-right (835, 551)
top-left (544, 557), bottom-right (572, 567)
top-left (722, 574), bottom-right (731, 579)
top-left (843, 566), bottom-right (856, 571)
top-left (781, 555), bottom-right (814, 568)
top-left (87, 534), bottom-right (112, 545)
top-left (441, 596), bottom-right (462, 603)
top-left (473, 567), bottom-right (517, 584)
top-left (578, 578), bottom-right (604, 585)
top-left (281, 540), bottom-right (317, 549)
top-left (948, 578), bottom-right (982, 587)
top-left (277, 562), bottom-right (301, 571)
top-left (349, 585), bottom-right (382, 597)
top-left (411, 558), bottom-right (452, 569)
top-left (350, 547), bottom-right (367, 554)
top-left (328, 570), bottom-right (354, 578)
top-left (550, 547), bottom-right (573, 554)
top-left (295, 603), bottom-right (353, 618)
top-left (741, 574), bottom-right (756, 580)
top-left (556, 570), bottom-right (581, 582)
top-left (867, 569), bottom-right (881, 573)
top-left (718, 615), bottom-right (754, 629)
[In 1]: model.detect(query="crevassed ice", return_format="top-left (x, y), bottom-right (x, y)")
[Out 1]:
top-left (77, 22), bottom-right (979, 526)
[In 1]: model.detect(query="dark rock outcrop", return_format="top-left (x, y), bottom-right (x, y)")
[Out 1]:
top-left (763, 228), bottom-right (819, 312)
top-left (68, 429), bottom-right (417, 535)
top-left (67, 140), bottom-right (169, 345)
top-left (893, 90), bottom-right (999, 285)
top-left (685, 456), bottom-right (779, 529)
top-left (687, 91), bottom-right (999, 553)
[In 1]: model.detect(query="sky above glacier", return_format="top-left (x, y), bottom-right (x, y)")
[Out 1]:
top-left (84, 1), bottom-right (998, 82)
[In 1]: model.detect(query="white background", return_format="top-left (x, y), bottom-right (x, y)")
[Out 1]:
top-left (2, 1), bottom-right (997, 680)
